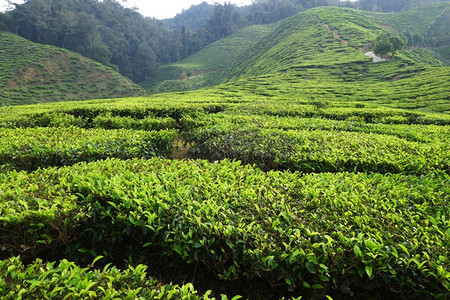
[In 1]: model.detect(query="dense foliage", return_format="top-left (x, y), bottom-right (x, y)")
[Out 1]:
top-left (161, 2), bottom-right (216, 31)
top-left (0, 257), bottom-right (211, 299)
top-left (373, 33), bottom-right (405, 58)
top-left (0, 127), bottom-right (177, 171)
top-left (0, 158), bottom-right (448, 298)
top-left (0, 83), bottom-right (448, 299)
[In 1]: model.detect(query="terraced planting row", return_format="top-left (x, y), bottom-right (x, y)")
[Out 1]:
top-left (188, 124), bottom-right (449, 174)
top-left (221, 64), bottom-right (450, 115)
top-left (0, 90), bottom-right (448, 299)
top-left (0, 127), bottom-right (177, 171)
top-left (185, 113), bottom-right (450, 143)
top-left (0, 95), bottom-right (448, 178)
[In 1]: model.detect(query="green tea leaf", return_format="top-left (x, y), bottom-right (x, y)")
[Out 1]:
top-left (365, 265), bottom-right (373, 278)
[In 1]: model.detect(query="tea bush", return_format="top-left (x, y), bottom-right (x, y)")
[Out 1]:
top-left (0, 256), bottom-right (210, 299)
top-left (0, 5), bottom-right (449, 299)
top-left (1, 158), bottom-right (448, 297)
top-left (0, 127), bottom-right (177, 171)
top-left (188, 124), bottom-right (449, 174)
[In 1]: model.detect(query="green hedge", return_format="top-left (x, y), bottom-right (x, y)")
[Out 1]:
top-left (232, 104), bottom-right (450, 125)
top-left (0, 127), bottom-right (177, 171)
top-left (0, 101), bottom-right (227, 129)
top-left (181, 113), bottom-right (450, 143)
top-left (188, 125), bottom-right (449, 174)
top-left (1, 158), bottom-right (448, 297)
top-left (92, 114), bottom-right (178, 131)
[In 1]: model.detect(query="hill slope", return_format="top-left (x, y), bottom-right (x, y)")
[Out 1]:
top-left (220, 6), bottom-right (448, 81)
top-left (225, 7), bottom-right (379, 78)
top-left (368, 2), bottom-right (450, 62)
top-left (0, 31), bottom-right (144, 106)
top-left (146, 4), bottom-right (448, 95)
top-left (140, 23), bottom-right (277, 94)
top-left (206, 6), bottom-right (449, 114)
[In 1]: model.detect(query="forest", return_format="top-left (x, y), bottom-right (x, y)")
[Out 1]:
top-left (0, 0), bottom-right (446, 82)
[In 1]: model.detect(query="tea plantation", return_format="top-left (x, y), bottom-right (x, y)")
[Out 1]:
top-left (0, 31), bottom-right (144, 106)
top-left (140, 23), bottom-right (278, 94)
top-left (0, 5), bottom-right (449, 300)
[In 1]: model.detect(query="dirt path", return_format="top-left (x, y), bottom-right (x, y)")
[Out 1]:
top-left (324, 24), bottom-right (387, 63)
top-left (324, 24), bottom-right (349, 45)
top-left (173, 140), bottom-right (192, 160)
top-left (364, 51), bottom-right (385, 63)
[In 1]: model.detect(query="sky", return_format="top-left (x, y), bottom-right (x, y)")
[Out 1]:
top-left (120, 1), bottom-right (254, 19)
top-left (0, 0), bottom-right (255, 19)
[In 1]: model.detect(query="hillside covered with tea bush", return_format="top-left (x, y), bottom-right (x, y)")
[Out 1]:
top-left (142, 3), bottom-right (449, 94)
top-left (0, 31), bottom-right (144, 106)
top-left (0, 3), bottom-right (449, 300)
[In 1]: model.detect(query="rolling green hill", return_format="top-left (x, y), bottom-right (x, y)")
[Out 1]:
top-left (221, 6), bottom-right (449, 82)
top-left (143, 4), bottom-right (449, 95)
top-left (368, 2), bottom-right (450, 62)
top-left (0, 31), bottom-right (144, 106)
top-left (140, 23), bottom-right (277, 94)
top-left (368, 2), bottom-right (449, 38)
top-left (185, 6), bottom-right (449, 116)
top-left (222, 7), bottom-right (381, 80)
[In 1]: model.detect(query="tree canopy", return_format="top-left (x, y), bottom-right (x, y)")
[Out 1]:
top-left (1, 0), bottom-right (173, 82)
top-left (374, 33), bottom-right (405, 58)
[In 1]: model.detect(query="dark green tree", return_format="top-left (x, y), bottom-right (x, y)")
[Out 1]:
top-left (412, 33), bottom-right (425, 48)
top-left (388, 34), bottom-right (405, 58)
top-left (374, 33), bottom-right (404, 59)
top-left (373, 35), bottom-right (393, 58)
top-left (162, 2), bottom-right (216, 31)
top-left (205, 3), bottom-right (243, 42)
top-left (0, 12), bottom-right (10, 31)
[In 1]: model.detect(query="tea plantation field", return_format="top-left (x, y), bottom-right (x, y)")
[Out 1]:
top-left (1, 64), bottom-right (449, 299)
top-left (1, 5), bottom-right (449, 300)
top-left (0, 31), bottom-right (144, 106)
top-left (140, 23), bottom-right (278, 94)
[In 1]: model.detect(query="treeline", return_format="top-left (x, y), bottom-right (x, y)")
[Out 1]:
top-left (161, 2), bottom-right (216, 31)
top-left (0, 0), bottom-right (176, 82)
